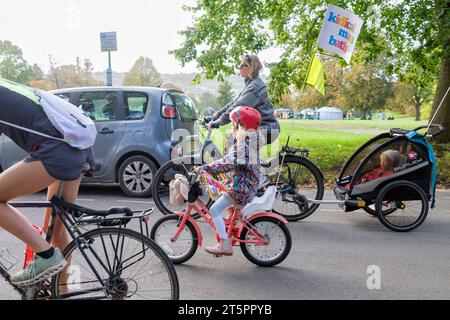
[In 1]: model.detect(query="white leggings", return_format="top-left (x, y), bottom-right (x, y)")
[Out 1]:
top-left (210, 194), bottom-right (233, 240)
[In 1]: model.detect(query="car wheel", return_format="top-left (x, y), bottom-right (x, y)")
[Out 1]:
top-left (118, 155), bottom-right (157, 198)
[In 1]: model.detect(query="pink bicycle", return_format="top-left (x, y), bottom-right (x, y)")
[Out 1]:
top-left (150, 175), bottom-right (292, 267)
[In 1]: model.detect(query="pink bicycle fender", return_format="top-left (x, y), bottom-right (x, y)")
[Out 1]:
top-left (175, 212), bottom-right (203, 247)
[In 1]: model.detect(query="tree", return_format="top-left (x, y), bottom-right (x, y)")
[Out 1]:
top-left (123, 57), bottom-right (161, 87)
top-left (197, 91), bottom-right (218, 112)
top-left (172, 0), bottom-right (450, 142)
top-left (393, 51), bottom-right (438, 121)
top-left (48, 55), bottom-right (61, 88)
top-left (299, 87), bottom-right (326, 109)
top-left (0, 40), bottom-right (35, 83)
top-left (386, 81), bottom-right (434, 121)
top-left (279, 92), bottom-right (298, 111)
top-left (339, 59), bottom-right (394, 118)
top-left (30, 63), bottom-right (45, 81)
top-left (47, 57), bottom-right (102, 88)
top-left (216, 80), bottom-right (234, 108)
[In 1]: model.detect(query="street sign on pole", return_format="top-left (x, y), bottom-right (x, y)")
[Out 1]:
top-left (100, 32), bottom-right (118, 52)
top-left (100, 31), bottom-right (117, 86)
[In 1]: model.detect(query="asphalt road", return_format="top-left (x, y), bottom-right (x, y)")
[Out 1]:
top-left (1, 186), bottom-right (449, 300)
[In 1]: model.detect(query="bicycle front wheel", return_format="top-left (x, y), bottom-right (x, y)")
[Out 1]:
top-left (267, 155), bottom-right (324, 221)
top-left (150, 215), bottom-right (198, 264)
top-left (152, 156), bottom-right (212, 218)
top-left (51, 227), bottom-right (179, 300)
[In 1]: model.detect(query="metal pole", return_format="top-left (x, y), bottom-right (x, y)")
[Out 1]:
top-left (107, 51), bottom-right (112, 86)
top-left (426, 84), bottom-right (450, 134)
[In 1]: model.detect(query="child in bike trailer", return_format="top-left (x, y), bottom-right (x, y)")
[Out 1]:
top-left (0, 78), bottom-right (95, 287)
top-left (359, 150), bottom-right (401, 184)
top-left (196, 106), bottom-right (262, 256)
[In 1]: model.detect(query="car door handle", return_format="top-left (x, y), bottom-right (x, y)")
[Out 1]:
top-left (99, 128), bottom-right (114, 134)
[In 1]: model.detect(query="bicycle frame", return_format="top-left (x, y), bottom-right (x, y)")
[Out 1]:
top-left (1, 199), bottom-right (154, 300)
top-left (170, 198), bottom-right (288, 247)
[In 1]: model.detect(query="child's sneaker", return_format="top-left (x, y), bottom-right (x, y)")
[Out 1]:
top-left (205, 239), bottom-right (233, 256)
top-left (10, 248), bottom-right (67, 287)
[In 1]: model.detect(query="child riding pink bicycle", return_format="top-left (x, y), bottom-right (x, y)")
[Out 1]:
top-left (151, 106), bottom-right (291, 267)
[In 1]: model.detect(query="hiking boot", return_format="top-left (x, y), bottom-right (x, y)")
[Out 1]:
top-left (205, 239), bottom-right (233, 256)
top-left (10, 248), bottom-right (67, 287)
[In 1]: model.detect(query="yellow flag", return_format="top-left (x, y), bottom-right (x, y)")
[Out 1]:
top-left (305, 54), bottom-right (325, 95)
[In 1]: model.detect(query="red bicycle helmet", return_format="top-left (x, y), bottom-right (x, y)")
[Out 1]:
top-left (230, 106), bottom-right (262, 131)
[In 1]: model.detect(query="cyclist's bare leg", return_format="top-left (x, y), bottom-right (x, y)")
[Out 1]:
top-left (43, 176), bottom-right (83, 293)
top-left (0, 161), bottom-right (57, 253)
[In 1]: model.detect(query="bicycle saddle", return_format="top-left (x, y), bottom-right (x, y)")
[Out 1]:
top-left (242, 186), bottom-right (277, 217)
top-left (50, 196), bottom-right (133, 218)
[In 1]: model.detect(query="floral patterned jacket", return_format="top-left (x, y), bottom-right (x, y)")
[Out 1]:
top-left (202, 132), bottom-right (261, 207)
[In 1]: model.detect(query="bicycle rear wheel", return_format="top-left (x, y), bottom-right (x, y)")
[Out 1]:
top-left (267, 155), bottom-right (324, 221)
top-left (51, 227), bottom-right (179, 300)
top-left (239, 217), bottom-right (292, 267)
top-left (152, 157), bottom-right (212, 219)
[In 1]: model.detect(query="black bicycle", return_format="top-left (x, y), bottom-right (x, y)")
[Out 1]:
top-left (0, 187), bottom-right (179, 300)
top-left (151, 119), bottom-right (324, 221)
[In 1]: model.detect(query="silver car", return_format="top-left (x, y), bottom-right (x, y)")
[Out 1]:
top-left (0, 86), bottom-right (198, 197)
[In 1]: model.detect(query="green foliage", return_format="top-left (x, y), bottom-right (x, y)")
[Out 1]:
top-left (298, 57), bottom-right (394, 115)
top-left (216, 80), bottom-right (234, 108)
top-left (339, 58), bottom-right (394, 117)
top-left (197, 91), bottom-right (219, 112)
top-left (0, 40), bottom-right (37, 83)
top-left (208, 118), bottom-right (449, 186)
top-left (123, 57), bottom-right (161, 87)
top-left (435, 143), bottom-right (450, 188)
top-left (172, 1), bottom-right (445, 103)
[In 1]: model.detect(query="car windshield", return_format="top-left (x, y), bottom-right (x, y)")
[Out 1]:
top-left (170, 92), bottom-right (198, 120)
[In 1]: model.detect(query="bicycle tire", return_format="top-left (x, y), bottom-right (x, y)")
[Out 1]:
top-left (268, 155), bottom-right (324, 221)
top-left (150, 215), bottom-right (198, 264)
top-left (375, 180), bottom-right (429, 232)
top-left (51, 227), bottom-right (179, 300)
top-left (151, 156), bottom-right (212, 219)
top-left (239, 216), bottom-right (292, 267)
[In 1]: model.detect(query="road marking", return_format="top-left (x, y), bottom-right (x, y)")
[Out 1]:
top-left (77, 198), bottom-right (94, 202)
top-left (116, 200), bottom-right (155, 204)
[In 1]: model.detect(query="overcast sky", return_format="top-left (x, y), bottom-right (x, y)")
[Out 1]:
top-left (0, 0), bottom-right (279, 75)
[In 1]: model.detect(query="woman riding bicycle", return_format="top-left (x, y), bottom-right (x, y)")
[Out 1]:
top-left (0, 78), bottom-right (95, 287)
top-left (196, 106), bottom-right (262, 256)
top-left (207, 54), bottom-right (280, 146)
